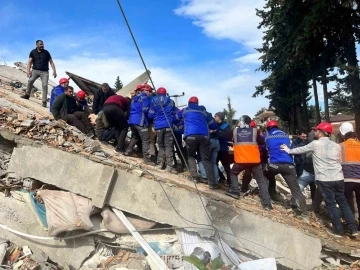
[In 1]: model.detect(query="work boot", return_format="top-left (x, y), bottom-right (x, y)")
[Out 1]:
top-left (349, 229), bottom-right (359, 237)
top-left (21, 94), bottom-right (30, 100)
top-left (198, 177), bottom-right (208, 184)
top-left (143, 160), bottom-right (156, 166)
top-left (150, 155), bottom-right (157, 165)
top-left (263, 204), bottom-right (274, 211)
top-left (270, 192), bottom-right (283, 202)
top-left (225, 191), bottom-right (240, 199)
top-left (327, 230), bottom-right (344, 238)
top-left (155, 162), bottom-right (165, 170)
top-left (42, 101), bottom-right (47, 108)
top-left (209, 184), bottom-right (219, 190)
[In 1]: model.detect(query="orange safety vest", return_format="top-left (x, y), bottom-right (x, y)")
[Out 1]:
top-left (339, 139), bottom-right (360, 180)
top-left (233, 127), bottom-right (261, 164)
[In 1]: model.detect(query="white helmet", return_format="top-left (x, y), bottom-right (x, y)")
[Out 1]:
top-left (339, 122), bottom-right (354, 136)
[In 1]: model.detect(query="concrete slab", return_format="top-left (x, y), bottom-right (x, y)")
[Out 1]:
top-left (8, 145), bottom-right (115, 207)
top-left (109, 169), bottom-right (214, 237)
top-left (229, 211), bottom-right (322, 270)
top-left (0, 195), bottom-right (94, 269)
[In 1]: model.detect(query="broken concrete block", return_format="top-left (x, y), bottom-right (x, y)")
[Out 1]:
top-left (229, 211), bottom-right (322, 270)
top-left (109, 169), bottom-right (213, 237)
top-left (0, 196), bottom-right (94, 269)
top-left (20, 120), bottom-right (35, 128)
top-left (89, 155), bottom-right (106, 163)
top-left (101, 159), bottom-right (118, 167)
top-left (8, 145), bottom-right (116, 208)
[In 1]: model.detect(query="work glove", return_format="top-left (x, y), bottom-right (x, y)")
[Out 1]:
top-left (280, 144), bottom-right (290, 153)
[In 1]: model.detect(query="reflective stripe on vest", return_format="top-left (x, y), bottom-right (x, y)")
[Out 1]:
top-left (233, 127), bottom-right (260, 164)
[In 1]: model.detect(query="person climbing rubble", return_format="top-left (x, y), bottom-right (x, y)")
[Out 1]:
top-left (225, 115), bottom-right (273, 210)
top-left (282, 122), bottom-right (358, 237)
top-left (148, 87), bottom-right (177, 173)
top-left (51, 86), bottom-right (93, 136)
top-left (49, 78), bottom-right (69, 112)
top-left (21, 40), bottom-right (57, 108)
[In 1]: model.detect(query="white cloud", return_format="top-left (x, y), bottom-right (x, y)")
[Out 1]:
top-left (234, 52), bottom-right (261, 65)
top-left (174, 0), bottom-right (264, 48)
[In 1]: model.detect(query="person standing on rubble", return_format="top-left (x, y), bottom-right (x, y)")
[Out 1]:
top-left (49, 78), bottom-right (69, 112)
top-left (177, 96), bottom-right (218, 189)
top-left (148, 87), bottom-right (177, 173)
top-left (264, 120), bottom-right (308, 215)
top-left (225, 115), bottom-right (273, 210)
top-left (52, 86), bottom-right (93, 136)
top-left (103, 94), bottom-right (130, 153)
top-left (21, 40), bottom-right (57, 108)
top-left (338, 122), bottom-right (360, 230)
top-left (281, 122), bottom-right (358, 237)
top-left (124, 85), bottom-right (154, 165)
top-left (146, 84), bottom-right (158, 164)
top-left (93, 83), bottom-right (116, 115)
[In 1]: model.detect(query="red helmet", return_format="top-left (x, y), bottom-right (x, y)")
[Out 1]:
top-left (315, 122), bottom-right (333, 134)
top-left (76, 90), bottom-right (86, 99)
top-left (142, 84), bottom-right (153, 92)
top-left (157, 87), bottom-right (167, 95)
top-left (250, 120), bottom-right (256, 128)
top-left (266, 120), bottom-right (278, 129)
top-left (59, 78), bottom-right (69, 84)
top-left (135, 84), bottom-right (143, 90)
top-left (188, 96), bottom-right (199, 104)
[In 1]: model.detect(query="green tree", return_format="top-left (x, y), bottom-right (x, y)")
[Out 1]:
top-left (114, 76), bottom-right (123, 90)
top-left (223, 96), bottom-right (236, 127)
top-left (329, 83), bottom-right (354, 115)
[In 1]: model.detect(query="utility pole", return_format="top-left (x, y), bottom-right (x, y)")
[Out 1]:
top-left (169, 92), bottom-right (185, 107)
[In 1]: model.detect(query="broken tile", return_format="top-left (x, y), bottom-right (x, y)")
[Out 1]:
top-left (20, 120), bottom-right (35, 128)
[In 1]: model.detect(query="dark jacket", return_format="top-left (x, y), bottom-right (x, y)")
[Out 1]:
top-left (214, 121), bottom-right (231, 151)
top-left (50, 85), bottom-right (65, 112)
top-left (291, 137), bottom-right (308, 177)
top-left (148, 94), bottom-right (176, 130)
top-left (93, 88), bottom-right (116, 114)
top-left (52, 94), bottom-right (77, 120)
top-left (176, 103), bottom-right (217, 137)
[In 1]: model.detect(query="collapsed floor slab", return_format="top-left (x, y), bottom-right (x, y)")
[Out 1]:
top-left (0, 195), bottom-right (94, 269)
top-left (7, 145), bottom-right (115, 208)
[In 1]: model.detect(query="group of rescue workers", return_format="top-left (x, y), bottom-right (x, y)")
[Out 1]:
top-left (45, 76), bottom-right (360, 238)
top-left (21, 40), bottom-right (360, 238)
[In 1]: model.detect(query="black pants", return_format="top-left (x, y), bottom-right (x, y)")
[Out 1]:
top-left (266, 163), bottom-right (307, 212)
top-left (317, 180), bottom-right (357, 233)
top-left (66, 111), bottom-right (92, 134)
top-left (242, 166), bottom-right (276, 194)
top-left (217, 150), bottom-right (231, 184)
top-left (156, 128), bottom-right (174, 167)
top-left (344, 182), bottom-right (360, 223)
top-left (100, 127), bottom-right (116, 142)
top-left (126, 125), bottom-right (151, 161)
top-left (185, 135), bottom-right (215, 185)
top-left (103, 104), bottom-right (128, 150)
top-left (230, 163), bottom-right (271, 206)
top-left (173, 133), bottom-right (187, 168)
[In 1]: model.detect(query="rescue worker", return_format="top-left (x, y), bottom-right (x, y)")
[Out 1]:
top-left (177, 96), bottom-right (218, 189)
top-left (125, 84), bottom-right (154, 165)
top-left (282, 122), bottom-right (358, 237)
top-left (50, 78), bottom-right (69, 112)
top-left (145, 84), bottom-right (158, 163)
top-left (225, 115), bottom-right (273, 210)
top-left (52, 86), bottom-right (93, 135)
top-left (93, 83), bottom-right (116, 115)
top-left (148, 87), bottom-right (177, 173)
top-left (103, 94), bottom-right (130, 153)
top-left (75, 90), bottom-right (91, 115)
top-left (214, 112), bottom-right (232, 185)
top-left (173, 108), bottom-right (187, 171)
top-left (339, 122), bottom-right (360, 229)
top-left (264, 120), bottom-right (308, 215)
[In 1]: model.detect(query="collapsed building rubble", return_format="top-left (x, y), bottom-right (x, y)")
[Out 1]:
top-left (2, 66), bottom-right (360, 270)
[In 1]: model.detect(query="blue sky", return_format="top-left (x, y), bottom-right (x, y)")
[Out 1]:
top-left (0, 0), bottom-right (321, 117)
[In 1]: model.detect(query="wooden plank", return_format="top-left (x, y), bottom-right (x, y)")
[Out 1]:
top-left (112, 208), bottom-right (169, 270)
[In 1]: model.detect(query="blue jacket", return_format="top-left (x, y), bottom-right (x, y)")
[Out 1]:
top-left (177, 103), bottom-right (217, 137)
top-left (128, 92), bottom-right (150, 127)
top-left (265, 128), bottom-right (294, 164)
top-left (50, 85), bottom-right (65, 112)
top-left (148, 94), bottom-right (176, 130)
